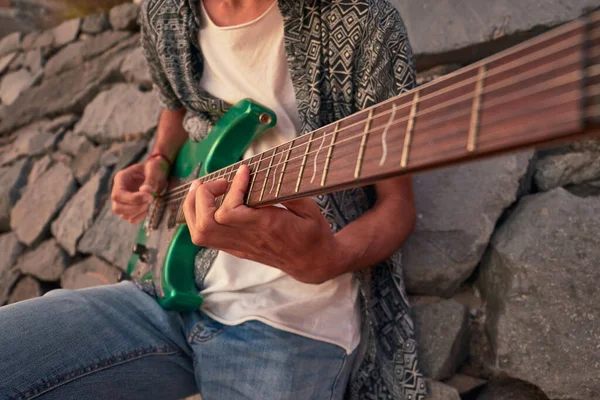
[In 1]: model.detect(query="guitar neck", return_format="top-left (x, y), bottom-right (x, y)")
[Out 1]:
top-left (174, 11), bottom-right (600, 220)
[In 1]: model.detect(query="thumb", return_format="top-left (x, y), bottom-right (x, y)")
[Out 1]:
top-left (140, 159), bottom-right (169, 195)
top-left (281, 197), bottom-right (322, 219)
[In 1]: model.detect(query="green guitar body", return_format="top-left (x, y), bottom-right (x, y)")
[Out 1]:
top-left (126, 99), bottom-right (276, 312)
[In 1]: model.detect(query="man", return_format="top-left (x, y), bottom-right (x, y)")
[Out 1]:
top-left (0, 0), bottom-right (426, 398)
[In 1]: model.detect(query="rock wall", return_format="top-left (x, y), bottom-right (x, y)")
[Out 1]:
top-left (0, 2), bottom-right (599, 400)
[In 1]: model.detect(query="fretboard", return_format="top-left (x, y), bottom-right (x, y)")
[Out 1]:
top-left (173, 11), bottom-right (600, 223)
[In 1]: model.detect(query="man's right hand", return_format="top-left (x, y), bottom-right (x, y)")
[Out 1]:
top-left (111, 157), bottom-right (170, 224)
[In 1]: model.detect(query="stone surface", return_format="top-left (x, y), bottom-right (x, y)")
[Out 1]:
top-left (18, 239), bottom-right (69, 281)
top-left (27, 155), bottom-right (53, 185)
top-left (61, 256), bottom-right (121, 290)
top-left (0, 52), bottom-right (17, 76)
top-left (74, 84), bottom-right (161, 143)
top-left (43, 41), bottom-right (84, 76)
top-left (414, 299), bottom-right (470, 381)
top-left (0, 35), bottom-right (139, 135)
top-left (107, 140), bottom-right (148, 188)
top-left (45, 31), bottom-right (131, 77)
top-left (444, 375), bottom-right (486, 395)
top-left (10, 120), bottom-right (55, 157)
top-left (0, 232), bottom-right (23, 305)
top-left (120, 47), bottom-right (152, 89)
top-left (10, 163), bottom-right (77, 246)
top-left (23, 49), bottom-right (43, 74)
top-left (461, 378), bottom-right (550, 400)
top-left (58, 131), bottom-right (93, 157)
top-left (21, 31), bottom-right (40, 51)
top-left (0, 69), bottom-right (33, 105)
top-left (0, 232), bottom-right (24, 274)
top-left (534, 150), bottom-right (600, 191)
top-left (7, 51), bottom-right (24, 71)
top-left (52, 168), bottom-right (110, 256)
top-left (403, 152), bottom-right (533, 297)
top-left (0, 32), bottom-right (21, 57)
top-left (8, 276), bottom-right (42, 304)
top-left (426, 380), bottom-right (461, 400)
top-left (109, 3), bottom-right (140, 31)
top-left (47, 114), bottom-right (79, 133)
top-left (82, 12), bottom-right (110, 34)
top-left (391, 0), bottom-right (599, 68)
top-left (0, 159), bottom-right (31, 232)
top-left (477, 188), bottom-right (600, 399)
top-left (52, 18), bottom-right (81, 48)
top-left (78, 201), bottom-right (140, 271)
top-left (70, 145), bottom-right (103, 184)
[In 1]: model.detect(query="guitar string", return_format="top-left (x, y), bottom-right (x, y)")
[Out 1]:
top-left (162, 70), bottom-right (587, 205)
top-left (161, 34), bottom-right (590, 201)
top-left (162, 85), bottom-right (594, 208)
top-left (160, 62), bottom-right (590, 203)
top-left (161, 32), bottom-right (589, 200)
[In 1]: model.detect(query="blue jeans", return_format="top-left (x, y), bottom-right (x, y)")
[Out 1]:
top-left (0, 282), bottom-right (356, 399)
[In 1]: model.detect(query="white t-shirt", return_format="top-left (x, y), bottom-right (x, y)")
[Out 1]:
top-left (197, 0), bottom-right (360, 354)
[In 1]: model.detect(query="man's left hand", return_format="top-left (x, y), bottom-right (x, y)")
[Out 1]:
top-left (183, 164), bottom-right (346, 284)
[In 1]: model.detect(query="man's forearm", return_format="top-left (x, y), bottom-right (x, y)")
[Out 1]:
top-left (150, 108), bottom-right (189, 162)
top-left (333, 175), bottom-right (416, 275)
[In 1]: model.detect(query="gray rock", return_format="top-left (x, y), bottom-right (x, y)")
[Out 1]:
top-left (0, 232), bottom-right (24, 274)
top-left (444, 375), bottom-right (486, 395)
top-left (58, 131), bottom-right (93, 157)
top-left (0, 35), bottom-right (140, 135)
top-left (477, 188), bottom-right (600, 399)
top-left (0, 263), bottom-right (19, 306)
top-left (534, 150), bottom-right (600, 191)
top-left (75, 84), bottom-right (161, 143)
top-left (109, 3), bottom-right (140, 31)
top-left (52, 168), bottom-right (110, 256)
top-left (0, 159), bottom-right (31, 232)
top-left (0, 52), bottom-right (17, 76)
top-left (0, 69), bottom-right (33, 105)
top-left (0, 232), bottom-right (23, 305)
top-left (426, 380), bottom-right (461, 400)
top-left (21, 31), bottom-right (40, 52)
top-left (47, 114), bottom-right (79, 133)
top-left (43, 41), bottom-right (85, 77)
top-left (7, 52), bottom-right (24, 71)
top-left (61, 256), bottom-right (121, 290)
top-left (10, 120), bottom-right (55, 157)
top-left (0, 32), bottom-right (21, 57)
top-left (32, 30), bottom-right (54, 51)
top-left (78, 201), bottom-right (140, 271)
top-left (18, 239), bottom-right (69, 281)
top-left (70, 145), bottom-right (104, 184)
top-left (81, 12), bottom-right (110, 34)
top-left (52, 18), bottom-right (81, 48)
top-left (8, 276), bottom-right (42, 304)
top-left (27, 155), bottom-right (54, 185)
top-left (391, 0), bottom-right (598, 68)
top-left (23, 49), bottom-right (43, 74)
top-left (10, 163), bottom-right (77, 246)
top-left (403, 152), bottom-right (533, 297)
top-left (46, 30), bottom-right (131, 76)
top-left (462, 378), bottom-right (550, 400)
top-left (120, 47), bottom-right (152, 89)
top-left (414, 299), bottom-right (470, 381)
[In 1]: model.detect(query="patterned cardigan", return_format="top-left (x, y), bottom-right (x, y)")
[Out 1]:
top-left (139, 0), bottom-right (427, 398)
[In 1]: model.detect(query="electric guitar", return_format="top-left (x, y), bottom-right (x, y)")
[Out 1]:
top-left (126, 11), bottom-right (600, 312)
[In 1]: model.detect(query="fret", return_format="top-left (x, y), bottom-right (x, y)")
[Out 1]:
top-left (321, 122), bottom-right (340, 186)
top-left (354, 109), bottom-right (374, 179)
top-left (295, 131), bottom-right (314, 192)
top-left (259, 149), bottom-right (276, 202)
top-left (247, 153), bottom-right (263, 204)
top-left (467, 65), bottom-right (487, 152)
top-left (401, 90), bottom-right (420, 168)
top-left (275, 142), bottom-right (294, 197)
